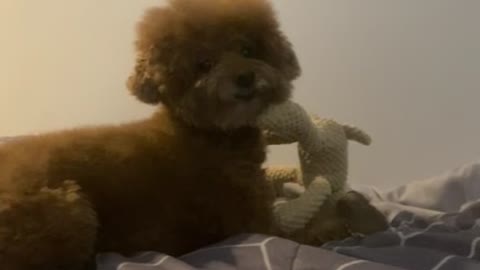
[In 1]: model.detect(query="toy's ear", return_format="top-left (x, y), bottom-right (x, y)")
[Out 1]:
top-left (126, 47), bottom-right (167, 105)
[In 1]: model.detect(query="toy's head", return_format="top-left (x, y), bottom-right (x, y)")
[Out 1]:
top-left (127, 0), bottom-right (300, 130)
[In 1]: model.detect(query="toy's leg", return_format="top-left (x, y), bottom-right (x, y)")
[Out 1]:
top-left (273, 176), bottom-right (331, 234)
top-left (265, 166), bottom-right (301, 198)
top-left (0, 180), bottom-right (98, 270)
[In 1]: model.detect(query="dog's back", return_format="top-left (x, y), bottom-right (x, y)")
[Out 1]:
top-left (0, 110), bottom-right (273, 268)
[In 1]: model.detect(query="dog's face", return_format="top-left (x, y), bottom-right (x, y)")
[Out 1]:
top-left (127, 0), bottom-right (300, 130)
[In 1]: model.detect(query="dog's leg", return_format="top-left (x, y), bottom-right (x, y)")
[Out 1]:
top-left (0, 180), bottom-right (98, 270)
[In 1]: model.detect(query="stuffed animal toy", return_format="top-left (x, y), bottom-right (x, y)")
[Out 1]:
top-left (257, 100), bottom-right (372, 234)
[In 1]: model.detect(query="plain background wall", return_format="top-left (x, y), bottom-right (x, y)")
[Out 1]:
top-left (1, 0), bottom-right (479, 190)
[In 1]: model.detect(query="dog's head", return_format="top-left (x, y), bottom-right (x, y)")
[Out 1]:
top-left (127, 0), bottom-right (300, 130)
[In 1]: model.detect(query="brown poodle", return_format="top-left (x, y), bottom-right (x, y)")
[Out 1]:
top-left (0, 0), bottom-right (300, 269)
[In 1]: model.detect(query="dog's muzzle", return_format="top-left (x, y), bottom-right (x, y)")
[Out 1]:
top-left (234, 71), bottom-right (256, 101)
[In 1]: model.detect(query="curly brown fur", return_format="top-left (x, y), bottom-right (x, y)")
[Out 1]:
top-left (127, 0), bottom-right (299, 129)
top-left (0, 0), bottom-right (300, 269)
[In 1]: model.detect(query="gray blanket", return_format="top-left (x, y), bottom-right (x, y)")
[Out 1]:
top-left (97, 161), bottom-right (480, 270)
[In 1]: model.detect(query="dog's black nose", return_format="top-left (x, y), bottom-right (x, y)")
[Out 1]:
top-left (235, 72), bottom-right (255, 89)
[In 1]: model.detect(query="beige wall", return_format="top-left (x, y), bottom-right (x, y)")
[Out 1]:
top-left (2, 0), bottom-right (479, 189)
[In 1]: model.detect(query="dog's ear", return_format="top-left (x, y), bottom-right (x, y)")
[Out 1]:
top-left (127, 45), bottom-right (168, 105)
top-left (265, 31), bottom-right (301, 81)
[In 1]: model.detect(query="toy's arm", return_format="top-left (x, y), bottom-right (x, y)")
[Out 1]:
top-left (259, 100), bottom-right (331, 234)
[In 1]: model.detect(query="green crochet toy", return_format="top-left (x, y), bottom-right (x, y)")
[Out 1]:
top-left (257, 100), bottom-right (372, 234)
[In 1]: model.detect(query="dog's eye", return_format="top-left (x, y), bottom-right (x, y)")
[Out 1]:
top-left (197, 60), bottom-right (213, 73)
top-left (241, 46), bottom-right (254, 58)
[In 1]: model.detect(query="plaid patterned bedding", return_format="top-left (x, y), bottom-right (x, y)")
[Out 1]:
top-left (97, 204), bottom-right (480, 270)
